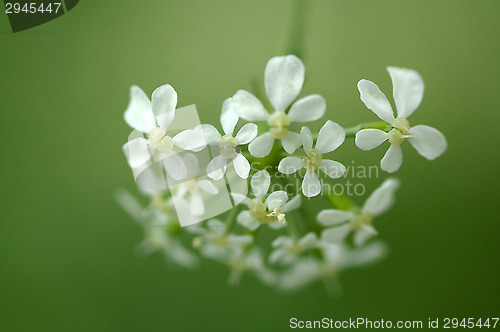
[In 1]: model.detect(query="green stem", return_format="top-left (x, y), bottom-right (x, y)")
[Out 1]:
top-left (287, 0), bottom-right (311, 60)
top-left (224, 204), bottom-right (242, 234)
top-left (344, 121), bottom-right (389, 137)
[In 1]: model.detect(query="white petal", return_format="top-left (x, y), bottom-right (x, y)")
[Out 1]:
top-left (199, 124), bottom-right (222, 145)
top-left (278, 156), bottom-right (302, 174)
top-left (362, 178), bottom-right (400, 216)
top-left (357, 79), bottom-right (395, 123)
top-left (281, 194), bottom-right (301, 213)
top-left (230, 193), bottom-right (250, 205)
top-left (173, 129), bottom-right (206, 152)
top-left (237, 211), bottom-right (260, 231)
top-left (387, 66), bottom-right (424, 118)
top-left (299, 232), bottom-right (319, 248)
top-left (232, 153), bottom-right (250, 179)
top-left (232, 90), bottom-right (269, 121)
top-left (151, 84), bottom-right (177, 129)
top-left (300, 126), bottom-right (313, 151)
top-left (198, 180), bottom-right (219, 195)
top-left (302, 170), bottom-right (321, 197)
top-left (251, 170), bottom-right (271, 199)
top-left (265, 55), bottom-right (305, 111)
top-left (288, 94), bottom-right (326, 123)
top-left (124, 86), bottom-right (156, 133)
top-left (269, 248), bottom-right (289, 265)
top-left (235, 123), bottom-right (258, 145)
top-left (408, 125), bottom-right (447, 160)
top-left (183, 153), bottom-right (199, 177)
top-left (317, 209), bottom-right (354, 226)
top-left (123, 137), bottom-right (150, 168)
top-left (281, 131), bottom-right (302, 154)
top-left (354, 227), bottom-right (376, 247)
top-left (220, 98), bottom-right (239, 135)
top-left (265, 191), bottom-right (288, 210)
top-left (163, 153), bottom-right (187, 180)
top-left (206, 155), bottom-right (227, 180)
top-left (269, 221), bottom-right (287, 230)
top-left (248, 132), bottom-right (274, 158)
top-left (228, 234), bottom-right (254, 246)
top-left (190, 194), bottom-right (205, 216)
top-left (355, 129), bottom-right (388, 150)
top-left (380, 145), bottom-right (403, 173)
top-left (321, 224), bottom-right (351, 243)
top-left (315, 120), bottom-right (345, 154)
top-left (318, 159), bottom-right (346, 179)
top-left (207, 218), bottom-right (226, 233)
top-left (272, 235), bottom-right (294, 247)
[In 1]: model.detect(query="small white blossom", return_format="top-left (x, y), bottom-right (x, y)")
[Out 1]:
top-left (225, 248), bottom-right (276, 287)
top-left (317, 178), bottom-right (400, 246)
top-left (355, 67), bottom-right (447, 173)
top-left (174, 153), bottom-right (219, 216)
top-left (277, 241), bottom-right (387, 293)
top-left (232, 55), bottom-right (326, 157)
top-left (201, 99), bottom-right (258, 180)
top-left (278, 121), bottom-right (346, 198)
top-left (123, 84), bottom-right (206, 180)
top-left (235, 170), bottom-right (302, 231)
top-left (190, 218), bottom-right (253, 262)
top-left (115, 189), bottom-right (198, 269)
top-left (269, 232), bottom-right (319, 266)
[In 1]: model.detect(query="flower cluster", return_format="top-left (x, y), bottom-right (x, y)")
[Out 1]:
top-left (119, 55), bottom-right (447, 293)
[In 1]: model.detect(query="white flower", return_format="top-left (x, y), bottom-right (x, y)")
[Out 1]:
top-left (225, 248), bottom-right (276, 287)
top-left (115, 189), bottom-right (198, 269)
top-left (278, 121), bottom-right (346, 198)
top-left (235, 170), bottom-right (302, 231)
top-left (355, 67), bottom-right (447, 173)
top-left (190, 218), bottom-right (253, 262)
top-left (201, 98), bottom-right (258, 180)
top-left (174, 154), bottom-right (219, 216)
top-left (277, 242), bottom-right (387, 293)
top-left (123, 84), bottom-right (206, 180)
top-left (317, 178), bottom-right (400, 246)
top-left (269, 232), bottom-right (319, 266)
top-left (232, 55), bottom-right (326, 157)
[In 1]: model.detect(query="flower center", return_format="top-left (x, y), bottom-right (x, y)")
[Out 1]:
top-left (302, 148), bottom-right (323, 171)
top-left (392, 117), bottom-right (411, 135)
top-left (212, 234), bottom-right (230, 248)
top-left (267, 111), bottom-right (291, 139)
top-left (287, 243), bottom-right (307, 255)
top-left (148, 127), bottom-right (174, 153)
top-left (349, 212), bottom-right (374, 231)
top-left (248, 198), bottom-right (285, 224)
top-left (218, 134), bottom-right (239, 159)
top-left (387, 128), bottom-right (405, 146)
top-left (183, 179), bottom-right (199, 194)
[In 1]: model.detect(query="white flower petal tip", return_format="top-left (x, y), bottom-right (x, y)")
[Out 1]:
top-left (357, 79), bottom-right (394, 124)
top-left (387, 66), bottom-right (424, 118)
top-left (265, 55), bottom-right (305, 111)
top-left (124, 86), bottom-right (156, 133)
top-left (220, 98), bottom-right (239, 135)
top-left (288, 94), bottom-right (326, 123)
top-left (380, 145), bottom-right (403, 173)
top-left (316, 121), bottom-right (345, 154)
top-left (232, 90), bottom-right (269, 121)
top-left (355, 129), bottom-right (388, 151)
top-left (251, 170), bottom-right (271, 199)
top-left (248, 133), bottom-right (274, 158)
top-left (302, 170), bottom-right (321, 198)
top-left (408, 125), bottom-right (447, 160)
top-left (235, 123), bottom-right (258, 145)
top-left (362, 178), bottom-right (400, 216)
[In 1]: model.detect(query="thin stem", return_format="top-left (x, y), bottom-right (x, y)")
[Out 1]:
top-left (344, 121), bottom-right (389, 137)
top-left (224, 204), bottom-right (241, 234)
top-left (287, 0), bottom-right (311, 60)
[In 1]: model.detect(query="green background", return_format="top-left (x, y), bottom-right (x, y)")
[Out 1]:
top-left (1, 0), bottom-right (498, 331)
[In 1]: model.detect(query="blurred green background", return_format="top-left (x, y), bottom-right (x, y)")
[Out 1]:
top-left (1, 0), bottom-right (499, 331)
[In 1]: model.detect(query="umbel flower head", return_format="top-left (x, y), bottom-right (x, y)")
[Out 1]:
top-left (123, 84), bottom-right (206, 180)
top-left (232, 55), bottom-right (326, 158)
top-left (317, 178), bottom-right (400, 246)
top-left (278, 121), bottom-right (346, 197)
top-left (355, 67), bottom-right (447, 173)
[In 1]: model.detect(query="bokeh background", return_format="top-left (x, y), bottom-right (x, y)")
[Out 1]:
top-left (1, 0), bottom-right (499, 331)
